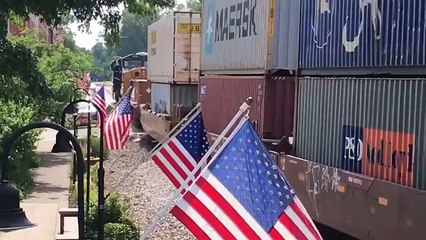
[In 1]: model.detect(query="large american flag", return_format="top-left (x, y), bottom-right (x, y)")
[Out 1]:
top-left (104, 93), bottom-right (133, 150)
top-left (92, 86), bottom-right (107, 127)
top-left (152, 111), bottom-right (210, 189)
top-left (171, 119), bottom-right (322, 240)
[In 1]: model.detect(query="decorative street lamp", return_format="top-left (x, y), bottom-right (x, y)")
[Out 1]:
top-left (0, 122), bottom-right (85, 239)
top-left (59, 99), bottom-right (106, 239)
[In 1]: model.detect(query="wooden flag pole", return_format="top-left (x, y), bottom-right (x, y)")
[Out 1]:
top-left (140, 98), bottom-right (253, 240)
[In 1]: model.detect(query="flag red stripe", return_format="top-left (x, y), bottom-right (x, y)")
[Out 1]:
top-left (290, 201), bottom-right (322, 240)
top-left (160, 148), bottom-right (188, 180)
top-left (184, 192), bottom-right (236, 240)
top-left (170, 206), bottom-right (211, 240)
top-left (197, 177), bottom-right (260, 240)
top-left (269, 227), bottom-right (284, 240)
top-left (168, 141), bottom-right (194, 171)
top-left (152, 155), bottom-right (180, 188)
top-left (279, 213), bottom-right (308, 240)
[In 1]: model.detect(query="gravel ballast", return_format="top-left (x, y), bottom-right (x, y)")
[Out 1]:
top-left (104, 139), bottom-right (195, 240)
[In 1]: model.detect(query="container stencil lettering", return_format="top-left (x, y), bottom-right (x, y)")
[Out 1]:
top-left (215, 0), bottom-right (257, 42)
top-left (342, 125), bottom-right (415, 187)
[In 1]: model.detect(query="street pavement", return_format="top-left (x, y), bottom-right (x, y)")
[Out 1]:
top-left (2, 129), bottom-right (78, 240)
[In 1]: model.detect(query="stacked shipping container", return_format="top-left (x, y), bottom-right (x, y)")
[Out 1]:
top-left (296, 0), bottom-right (426, 188)
top-left (145, 12), bottom-right (201, 140)
top-left (199, 0), bottom-right (300, 142)
top-left (282, 0), bottom-right (426, 238)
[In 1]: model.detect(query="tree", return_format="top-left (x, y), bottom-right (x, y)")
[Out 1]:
top-left (186, 0), bottom-right (202, 11)
top-left (1, 29), bottom-right (94, 195)
top-left (91, 42), bottom-right (115, 81)
top-left (0, 0), bottom-right (176, 194)
top-left (115, 11), bottom-right (156, 56)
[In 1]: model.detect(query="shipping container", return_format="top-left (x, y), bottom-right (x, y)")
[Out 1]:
top-left (148, 12), bottom-right (201, 84)
top-left (200, 0), bottom-right (300, 74)
top-left (295, 77), bottom-right (426, 189)
top-left (279, 154), bottom-right (426, 240)
top-left (199, 75), bottom-right (295, 140)
top-left (150, 83), bottom-right (198, 114)
top-left (131, 79), bottom-right (151, 105)
top-left (299, 0), bottom-right (426, 74)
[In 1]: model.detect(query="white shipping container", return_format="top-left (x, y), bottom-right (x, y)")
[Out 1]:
top-left (151, 83), bottom-right (198, 114)
top-left (148, 12), bottom-right (201, 84)
top-left (201, 0), bottom-right (300, 74)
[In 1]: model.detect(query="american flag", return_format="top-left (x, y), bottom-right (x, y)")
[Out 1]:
top-left (104, 92), bottom-right (133, 150)
top-left (152, 111), bottom-right (210, 189)
top-left (171, 119), bottom-right (322, 240)
top-left (92, 86), bottom-right (107, 127)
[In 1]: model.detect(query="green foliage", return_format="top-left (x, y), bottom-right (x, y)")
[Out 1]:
top-left (84, 189), bottom-right (139, 239)
top-left (186, 0), bottom-right (202, 11)
top-left (105, 223), bottom-right (140, 240)
top-left (0, 28), bottom-right (93, 197)
top-left (116, 11), bottom-right (156, 56)
top-left (0, 101), bottom-right (40, 197)
top-left (91, 11), bottom-right (156, 81)
top-left (90, 42), bottom-right (115, 81)
top-left (90, 136), bottom-right (106, 158)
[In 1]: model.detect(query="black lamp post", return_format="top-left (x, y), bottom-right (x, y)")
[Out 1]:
top-left (70, 88), bottom-right (93, 216)
top-left (59, 99), bottom-right (106, 239)
top-left (0, 122), bottom-right (85, 239)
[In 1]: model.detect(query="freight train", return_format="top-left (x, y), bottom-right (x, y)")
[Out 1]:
top-left (123, 1), bottom-right (426, 239)
top-left (111, 51), bottom-right (151, 127)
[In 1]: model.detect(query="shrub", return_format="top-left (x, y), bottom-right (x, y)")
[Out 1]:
top-left (90, 136), bottom-right (107, 158)
top-left (72, 170), bottom-right (139, 239)
top-left (85, 192), bottom-right (139, 239)
top-left (105, 223), bottom-right (139, 240)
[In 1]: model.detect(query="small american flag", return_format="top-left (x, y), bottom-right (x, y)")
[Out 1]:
top-left (92, 86), bottom-right (107, 127)
top-left (152, 111), bottom-right (210, 189)
top-left (104, 92), bottom-right (133, 150)
top-left (171, 119), bottom-right (322, 240)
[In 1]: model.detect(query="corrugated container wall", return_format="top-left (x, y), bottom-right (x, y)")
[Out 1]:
top-left (199, 76), bottom-right (295, 139)
top-left (200, 0), bottom-right (300, 74)
top-left (299, 0), bottom-right (426, 73)
top-left (148, 12), bottom-right (201, 83)
top-left (295, 77), bottom-right (426, 190)
top-left (151, 83), bottom-right (198, 114)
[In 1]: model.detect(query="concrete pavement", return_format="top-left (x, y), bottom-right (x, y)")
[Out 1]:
top-left (1, 129), bottom-right (78, 240)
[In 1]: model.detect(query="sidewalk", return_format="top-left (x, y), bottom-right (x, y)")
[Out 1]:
top-left (1, 129), bottom-right (78, 240)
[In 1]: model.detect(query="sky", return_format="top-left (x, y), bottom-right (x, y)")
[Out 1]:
top-left (69, 0), bottom-right (187, 50)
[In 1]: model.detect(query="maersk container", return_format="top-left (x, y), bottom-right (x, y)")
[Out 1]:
top-left (199, 75), bottom-right (295, 140)
top-left (200, 0), bottom-right (300, 74)
top-left (299, 0), bottom-right (426, 73)
top-left (295, 77), bottom-right (426, 189)
top-left (148, 12), bottom-right (201, 84)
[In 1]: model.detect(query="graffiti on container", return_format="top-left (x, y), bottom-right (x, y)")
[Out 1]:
top-left (204, 0), bottom-right (258, 55)
top-left (311, 0), bottom-right (382, 52)
top-left (305, 162), bottom-right (341, 217)
top-left (154, 99), bottom-right (168, 114)
top-left (342, 125), bottom-right (415, 187)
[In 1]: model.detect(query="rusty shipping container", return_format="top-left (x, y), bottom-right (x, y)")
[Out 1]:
top-left (278, 155), bottom-right (426, 240)
top-left (131, 79), bottom-right (151, 105)
top-left (200, 0), bottom-right (300, 74)
top-left (299, 0), bottom-right (426, 75)
top-left (199, 75), bottom-right (295, 140)
top-left (295, 77), bottom-right (426, 189)
top-left (148, 11), bottom-right (201, 83)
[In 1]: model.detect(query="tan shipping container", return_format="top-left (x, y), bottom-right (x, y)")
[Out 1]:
top-left (148, 11), bottom-right (201, 84)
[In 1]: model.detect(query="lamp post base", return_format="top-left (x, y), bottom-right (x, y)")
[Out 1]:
top-left (0, 208), bottom-right (35, 231)
top-left (0, 182), bottom-right (35, 231)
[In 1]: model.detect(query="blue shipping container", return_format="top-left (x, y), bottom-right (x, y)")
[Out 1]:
top-left (299, 0), bottom-right (426, 70)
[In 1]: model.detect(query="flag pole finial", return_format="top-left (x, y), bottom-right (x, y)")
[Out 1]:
top-left (245, 97), bottom-right (253, 105)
